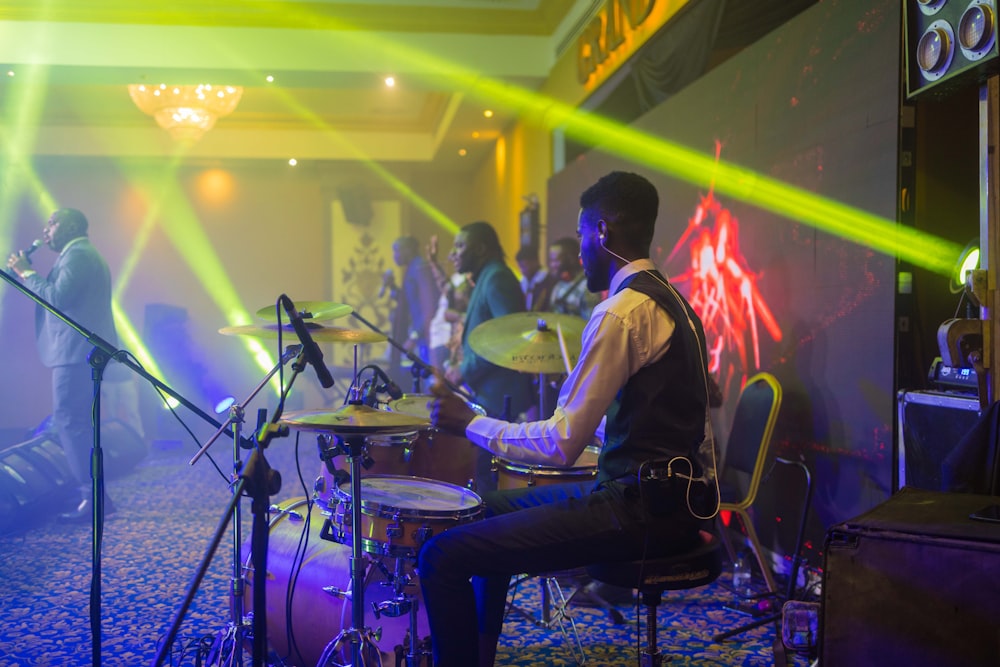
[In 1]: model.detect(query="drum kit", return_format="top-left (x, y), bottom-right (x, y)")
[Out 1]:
top-left (211, 301), bottom-right (589, 667)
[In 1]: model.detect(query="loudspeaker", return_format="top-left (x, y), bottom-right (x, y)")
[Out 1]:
top-left (0, 420), bottom-right (147, 534)
top-left (0, 434), bottom-right (76, 533)
top-left (337, 185), bottom-right (373, 226)
top-left (897, 389), bottom-right (981, 491)
top-left (822, 488), bottom-right (1000, 667)
top-left (904, 0), bottom-right (1000, 100)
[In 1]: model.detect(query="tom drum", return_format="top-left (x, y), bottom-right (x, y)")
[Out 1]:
top-left (494, 445), bottom-right (601, 489)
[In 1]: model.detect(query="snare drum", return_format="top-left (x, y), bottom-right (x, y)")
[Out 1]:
top-left (330, 475), bottom-right (483, 558)
top-left (494, 445), bottom-right (601, 489)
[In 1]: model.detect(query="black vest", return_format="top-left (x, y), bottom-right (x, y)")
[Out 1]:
top-left (598, 270), bottom-right (709, 485)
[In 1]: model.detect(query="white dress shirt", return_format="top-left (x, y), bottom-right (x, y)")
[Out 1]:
top-left (466, 258), bottom-right (676, 467)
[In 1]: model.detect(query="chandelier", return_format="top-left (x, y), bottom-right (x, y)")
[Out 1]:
top-left (128, 83), bottom-right (243, 142)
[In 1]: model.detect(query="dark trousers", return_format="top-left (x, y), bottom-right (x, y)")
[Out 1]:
top-left (416, 478), bottom-right (701, 667)
top-left (51, 363), bottom-right (94, 497)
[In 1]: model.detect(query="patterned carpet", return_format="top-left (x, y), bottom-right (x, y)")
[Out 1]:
top-left (0, 434), bottom-right (810, 667)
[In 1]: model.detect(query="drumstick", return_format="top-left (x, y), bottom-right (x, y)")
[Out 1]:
top-left (556, 323), bottom-right (574, 375)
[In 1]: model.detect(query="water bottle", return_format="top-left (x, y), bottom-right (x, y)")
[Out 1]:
top-left (732, 552), bottom-right (753, 604)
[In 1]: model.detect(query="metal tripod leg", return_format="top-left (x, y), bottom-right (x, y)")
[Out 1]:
top-left (507, 575), bottom-right (586, 665)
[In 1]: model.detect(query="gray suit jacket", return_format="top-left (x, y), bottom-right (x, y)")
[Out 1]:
top-left (24, 238), bottom-right (117, 368)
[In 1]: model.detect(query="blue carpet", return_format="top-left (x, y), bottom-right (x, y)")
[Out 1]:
top-left (0, 436), bottom-right (809, 666)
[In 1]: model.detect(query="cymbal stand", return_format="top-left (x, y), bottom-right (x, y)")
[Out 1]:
top-left (195, 344), bottom-right (302, 667)
top-left (315, 423), bottom-right (386, 666)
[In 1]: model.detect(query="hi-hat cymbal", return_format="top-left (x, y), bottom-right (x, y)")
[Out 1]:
top-left (255, 301), bottom-right (353, 322)
top-left (281, 403), bottom-right (428, 435)
top-left (468, 312), bottom-right (586, 374)
top-left (219, 323), bottom-right (386, 343)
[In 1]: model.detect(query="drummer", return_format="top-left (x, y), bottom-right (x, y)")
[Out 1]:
top-left (421, 171), bottom-right (716, 667)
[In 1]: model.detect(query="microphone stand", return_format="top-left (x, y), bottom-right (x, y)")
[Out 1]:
top-left (0, 269), bottom-right (254, 667)
top-left (152, 350), bottom-right (304, 667)
top-left (191, 344), bottom-right (302, 666)
top-left (350, 311), bottom-right (475, 404)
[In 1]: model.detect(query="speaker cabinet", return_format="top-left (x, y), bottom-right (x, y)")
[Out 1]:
top-left (0, 420), bottom-right (147, 533)
top-left (822, 488), bottom-right (1000, 667)
top-left (904, 0), bottom-right (1000, 100)
top-left (897, 390), bottom-right (981, 491)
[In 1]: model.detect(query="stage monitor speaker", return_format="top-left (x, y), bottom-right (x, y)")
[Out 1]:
top-left (822, 488), bottom-right (1000, 667)
top-left (897, 389), bottom-right (981, 491)
top-left (0, 420), bottom-right (147, 534)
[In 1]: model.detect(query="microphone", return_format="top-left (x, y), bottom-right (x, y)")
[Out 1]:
top-left (23, 239), bottom-right (42, 258)
top-left (373, 365), bottom-right (403, 400)
top-left (378, 269), bottom-right (395, 298)
top-left (279, 294), bottom-right (335, 389)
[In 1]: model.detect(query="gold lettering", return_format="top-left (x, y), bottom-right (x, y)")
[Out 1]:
top-left (576, 0), bottom-right (658, 85)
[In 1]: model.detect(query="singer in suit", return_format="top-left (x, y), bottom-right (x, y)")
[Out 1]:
top-left (445, 221), bottom-right (534, 492)
top-left (7, 208), bottom-right (119, 522)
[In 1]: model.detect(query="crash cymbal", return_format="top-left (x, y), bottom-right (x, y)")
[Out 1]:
top-left (254, 301), bottom-right (353, 322)
top-left (219, 323), bottom-right (386, 343)
top-left (468, 312), bottom-right (586, 374)
top-left (281, 403), bottom-right (428, 435)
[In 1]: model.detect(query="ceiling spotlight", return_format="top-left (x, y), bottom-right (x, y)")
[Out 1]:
top-left (288, 158), bottom-right (298, 166)
top-left (385, 76), bottom-right (396, 87)
top-left (959, 2), bottom-right (996, 60)
top-left (916, 20), bottom-right (956, 80)
top-left (458, 148), bottom-right (467, 156)
top-left (483, 109), bottom-right (494, 118)
top-left (6, 70), bottom-right (13, 77)
top-left (266, 75), bottom-right (274, 83)
top-left (472, 131), bottom-right (480, 138)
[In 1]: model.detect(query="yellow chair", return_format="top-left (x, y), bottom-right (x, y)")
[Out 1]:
top-left (716, 372), bottom-right (783, 595)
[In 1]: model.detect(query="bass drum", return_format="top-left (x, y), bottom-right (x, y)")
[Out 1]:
top-left (239, 497), bottom-right (429, 667)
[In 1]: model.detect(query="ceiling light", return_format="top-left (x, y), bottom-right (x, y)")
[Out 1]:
top-left (6, 70), bottom-right (13, 77)
top-left (472, 131), bottom-right (480, 138)
top-left (266, 75), bottom-right (274, 83)
top-left (458, 148), bottom-right (467, 156)
top-left (385, 76), bottom-right (396, 87)
top-left (483, 109), bottom-right (494, 118)
top-left (128, 83), bottom-right (243, 142)
top-left (288, 158), bottom-right (298, 166)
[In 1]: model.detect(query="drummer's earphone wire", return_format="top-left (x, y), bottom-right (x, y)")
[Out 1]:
top-left (597, 226), bottom-right (721, 521)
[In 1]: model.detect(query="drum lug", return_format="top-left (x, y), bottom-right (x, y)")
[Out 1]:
top-left (415, 525), bottom-right (433, 544)
top-left (386, 521), bottom-right (403, 541)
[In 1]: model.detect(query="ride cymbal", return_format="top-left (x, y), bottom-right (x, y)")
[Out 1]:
top-left (468, 312), bottom-right (586, 374)
top-left (254, 301), bottom-right (353, 322)
top-left (219, 323), bottom-right (386, 343)
top-left (281, 403), bottom-right (428, 435)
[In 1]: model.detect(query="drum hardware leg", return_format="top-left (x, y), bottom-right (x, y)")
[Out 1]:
top-left (317, 627), bottom-right (386, 667)
top-left (505, 575), bottom-right (586, 665)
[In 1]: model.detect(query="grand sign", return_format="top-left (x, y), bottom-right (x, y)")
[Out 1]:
top-left (576, 0), bottom-right (690, 89)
